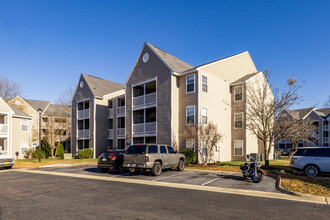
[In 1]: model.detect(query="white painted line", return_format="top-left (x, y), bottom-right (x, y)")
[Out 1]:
top-left (11, 169), bottom-right (328, 205)
top-left (201, 178), bottom-right (220, 186)
top-left (152, 172), bottom-right (183, 181)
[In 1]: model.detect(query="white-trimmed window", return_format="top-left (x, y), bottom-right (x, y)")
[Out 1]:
top-left (234, 140), bottom-right (243, 156)
top-left (202, 75), bottom-right (208, 93)
top-left (234, 113), bottom-right (243, 128)
top-left (186, 139), bottom-right (195, 149)
top-left (21, 119), bottom-right (29, 132)
top-left (202, 107), bottom-right (208, 124)
top-left (202, 140), bottom-right (208, 156)
top-left (186, 106), bottom-right (195, 125)
top-left (20, 142), bottom-right (29, 155)
top-left (234, 85), bottom-right (243, 101)
top-left (186, 74), bottom-right (195, 93)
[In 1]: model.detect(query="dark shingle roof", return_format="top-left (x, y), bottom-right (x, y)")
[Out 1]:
top-left (230, 72), bottom-right (260, 85)
top-left (146, 43), bottom-right (194, 73)
top-left (315, 108), bottom-right (330, 117)
top-left (8, 104), bottom-right (31, 118)
top-left (24, 99), bottom-right (50, 112)
top-left (82, 74), bottom-right (124, 98)
top-left (43, 104), bottom-right (71, 118)
top-left (287, 107), bottom-right (315, 119)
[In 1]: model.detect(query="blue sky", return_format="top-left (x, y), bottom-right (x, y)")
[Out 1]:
top-left (0, 0), bottom-right (329, 108)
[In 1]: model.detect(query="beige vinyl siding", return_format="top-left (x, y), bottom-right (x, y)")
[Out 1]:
top-left (125, 44), bottom-right (172, 146)
top-left (198, 70), bottom-right (232, 162)
top-left (11, 116), bottom-right (31, 159)
top-left (171, 75), bottom-right (180, 150)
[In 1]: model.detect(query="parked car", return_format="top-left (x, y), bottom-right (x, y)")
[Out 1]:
top-left (97, 149), bottom-right (126, 173)
top-left (290, 147), bottom-right (330, 177)
top-left (123, 144), bottom-right (185, 176)
top-left (0, 152), bottom-right (15, 169)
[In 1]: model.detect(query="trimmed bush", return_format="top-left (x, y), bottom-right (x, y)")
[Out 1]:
top-left (78, 148), bottom-right (93, 159)
top-left (181, 149), bottom-right (197, 164)
top-left (33, 150), bottom-right (47, 159)
top-left (56, 143), bottom-right (64, 157)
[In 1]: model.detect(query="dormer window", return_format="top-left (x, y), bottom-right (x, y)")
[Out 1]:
top-left (234, 85), bottom-right (243, 101)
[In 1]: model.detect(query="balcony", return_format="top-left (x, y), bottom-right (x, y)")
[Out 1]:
top-left (0, 124), bottom-right (8, 135)
top-left (133, 93), bottom-right (156, 109)
top-left (78, 129), bottom-right (89, 139)
top-left (117, 128), bottom-right (125, 137)
top-left (0, 150), bottom-right (8, 155)
top-left (78, 109), bottom-right (89, 119)
top-left (108, 129), bottom-right (113, 139)
top-left (117, 106), bottom-right (125, 117)
top-left (108, 109), bottom-right (114, 119)
top-left (324, 126), bottom-right (329, 131)
top-left (133, 122), bottom-right (156, 134)
top-left (323, 137), bottom-right (329, 144)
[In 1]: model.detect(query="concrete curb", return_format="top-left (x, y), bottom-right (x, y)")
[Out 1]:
top-left (276, 175), bottom-right (329, 205)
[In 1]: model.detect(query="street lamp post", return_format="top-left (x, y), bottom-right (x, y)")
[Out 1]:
top-left (37, 108), bottom-right (43, 163)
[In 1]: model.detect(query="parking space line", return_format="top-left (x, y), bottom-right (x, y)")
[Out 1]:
top-left (201, 178), bottom-right (220, 186)
top-left (152, 172), bottom-right (184, 181)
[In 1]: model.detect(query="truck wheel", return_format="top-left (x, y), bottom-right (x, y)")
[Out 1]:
top-left (152, 162), bottom-right (162, 176)
top-left (177, 160), bottom-right (184, 171)
top-left (304, 164), bottom-right (319, 177)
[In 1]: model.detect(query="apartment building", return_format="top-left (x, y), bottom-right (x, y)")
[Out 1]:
top-left (0, 97), bottom-right (32, 159)
top-left (71, 42), bottom-right (270, 161)
top-left (276, 107), bottom-right (330, 149)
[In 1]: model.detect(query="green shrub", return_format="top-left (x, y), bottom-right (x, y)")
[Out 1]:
top-left (32, 150), bottom-right (47, 159)
top-left (181, 149), bottom-right (197, 164)
top-left (56, 143), bottom-right (64, 157)
top-left (41, 139), bottom-right (51, 158)
top-left (78, 148), bottom-right (93, 159)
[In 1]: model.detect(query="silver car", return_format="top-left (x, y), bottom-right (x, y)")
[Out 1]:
top-left (0, 152), bottom-right (15, 169)
top-left (290, 147), bottom-right (330, 176)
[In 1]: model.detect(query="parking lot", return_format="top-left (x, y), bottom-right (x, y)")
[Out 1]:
top-left (36, 165), bottom-right (279, 193)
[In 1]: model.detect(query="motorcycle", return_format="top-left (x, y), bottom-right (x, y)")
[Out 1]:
top-left (240, 154), bottom-right (264, 183)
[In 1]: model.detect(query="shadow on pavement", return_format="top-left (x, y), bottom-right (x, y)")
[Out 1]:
top-left (216, 174), bottom-right (253, 182)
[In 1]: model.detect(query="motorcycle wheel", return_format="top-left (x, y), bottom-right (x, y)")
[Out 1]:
top-left (252, 170), bottom-right (263, 183)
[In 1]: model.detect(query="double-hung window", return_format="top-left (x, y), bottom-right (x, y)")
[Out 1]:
top-left (186, 139), bottom-right (195, 149)
top-left (186, 107), bottom-right (195, 125)
top-left (202, 75), bottom-right (208, 93)
top-left (202, 107), bottom-right (208, 124)
top-left (186, 74), bottom-right (195, 93)
top-left (234, 85), bottom-right (243, 101)
top-left (21, 119), bottom-right (29, 132)
top-left (234, 140), bottom-right (243, 156)
top-left (20, 142), bottom-right (29, 155)
top-left (234, 113), bottom-right (243, 128)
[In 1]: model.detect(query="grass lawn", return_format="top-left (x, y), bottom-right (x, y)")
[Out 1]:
top-left (13, 158), bottom-right (98, 169)
top-left (186, 158), bottom-right (330, 197)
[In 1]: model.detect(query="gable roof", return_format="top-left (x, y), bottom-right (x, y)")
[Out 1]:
top-left (146, 42), bottom-right (194, 73)
top-left (8, 104), bottom-right (31, 118)
top-left (315, 108), bottom-right (330, 117)
top-left (82, 73), bottom-right (124, 98)
top-left (230, 72), bottom-right (260, 86)
top-left (24, 99), bottom-right (50, 112)
top-left (284, 109), bottom-right (301, 120)
top-left (43, 104), bottom-right (71, 118)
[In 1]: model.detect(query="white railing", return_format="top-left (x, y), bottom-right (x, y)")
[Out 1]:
top-left (108, 129), bottom-right (113, 139)
top-left (133, 122), bottom-right (156, 134)
top-left (78, 109), bottom-right (90, 119)
top-left (108, 108), bottom-right (114, 119)
top-left (0, 124), bottom-right (8, 135)
top-left (0, 150), bottom-right (8, 155)
top-left (323, 137), bottom-right (329, 144)
top-left (117, 128), bottom-right (125, 137)
top-left (133, 93), bottom-right (156, 107)
top-left (117, 106), bottom-right (125, 117)
top-left (78, 129), bottom-right (89, 138)
top-left (324, 126), bottom-right (329, 131)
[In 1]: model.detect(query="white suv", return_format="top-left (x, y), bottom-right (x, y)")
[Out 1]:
top-left (290, 147), bottom-right (330, 177)
top-left (0, 152), bottom-right (15, 169)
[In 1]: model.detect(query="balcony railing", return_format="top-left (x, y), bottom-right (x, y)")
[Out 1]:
top-left (108, 129), bottom-right (113, 139)
top-left (0, 124), bottom-right (8, 135)
top-left (133, 93), bottom-right (156, 108)
top-left (324, 126), bottom-right (329, 131)
top-left (117, 106), bottom-right (125, 117)
top-left (117, 128), bottom-right (125, 137)
top-left (108, 108), bottom-right (114, 119)
top-left (323, 137), bottom-right (329, 144)
top-left (0, 150), bottom-right (8, 155)
top-left (78, 109), bottom-right (90, 119)
top-left (78, 129), bottom-right (89, 139)
top-left (133, 122), bottom-right (156, 134)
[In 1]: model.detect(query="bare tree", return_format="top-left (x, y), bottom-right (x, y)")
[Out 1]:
top-left (0, 76), bottom-right (22, 98)
top-left (280, 117), bottom-right (317, 150)
top-left (324, 95), bottom-right (330, 108)
top-left (184, 121), bottom-right (223, 164)
top-left (243, 70), bottom-right (303, 168)
top-left (55, 85), bottom-right (74, 106)
top-left (171, 132), bottom-right (179, 152)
